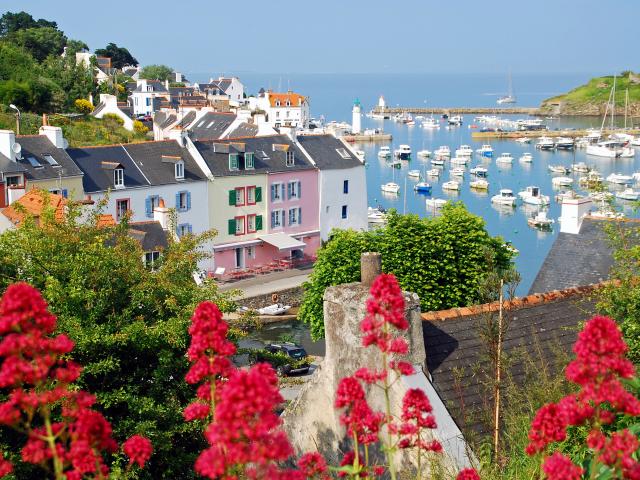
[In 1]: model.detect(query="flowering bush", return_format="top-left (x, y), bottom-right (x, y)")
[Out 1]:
top-left (0, 283), bottom-right (152, 479)
top-left (526, 315), bottom-right (640, 479)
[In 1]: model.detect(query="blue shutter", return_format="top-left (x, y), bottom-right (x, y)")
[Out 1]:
top-left (298, 207), bottom-right (302, 225)
top-left (281, 184), bottom-right (285, 200)
top-left (288, 209), bottom-right (293, 226)
top-left (188, 224), bottom-right (193, 234)
top-left (175, 192), bottom-right (181, 210)
top-left (271, 184), bottom-right (276, 201)
top-left (62, 189), bottom-right (68, 199)
top-left (271, 211), bottom-right (276, 228)
top-left (145, 196), bottom-right (152, 217)
top-left (186, 192), bottom-right (191, 211)
top-left (298, 181), bottom-right (301, 199)
top-left (287, 182), bottom-right (292, 199)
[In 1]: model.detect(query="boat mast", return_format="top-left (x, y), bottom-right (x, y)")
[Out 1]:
top-left (600, 81), bottom-right (614, 133)
top-left (611, 75), bottom-right (617, 130)
top-left (625, 88), bottom-right (629, 129)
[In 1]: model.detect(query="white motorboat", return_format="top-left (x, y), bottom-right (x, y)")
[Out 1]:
top-left (518, 186), bottom-right (550, 206)
top-left (442, 180), bottom-right (460, 191)
top-left (476, 144), bottom-right (494, 157)
top-left (554, 137), bottom-right (575, 150)
top-left (408, 169), bottom-right (421, 178)
top-left (355, 150), bottom-right (366, 160)
top-left (528, 211), bottom-right (554, 230)
top-left (616, 188), bottom-right (640, 201)
top-left (491, 189), bottom-right (516, 206)
top-left (448, 115), bottom-right (463, 126)
top-left (405, 120), bottom-right (416, 126)
top-left (417, 149), bottom-right (432, 158)
top-left (450, 156), bottom-right (468, 166)
top-left (415, 115), bottom-right (424, 120)
top-left (496, 153), bottom-right (514, 164)
top-left (536, 137), bottom-right (555, 150)
top-left (426, 198), bottom-right (448, 209)
top-left (422, 117), bottom-right (440, 129)
top-left (606, 173), bottom-right (633, 185)
top-left (470, 179), bottom-right (489, 190)
top-left (631, 137), bottom-right (640, 146)
top-left (378, 146), bottom-right (391, 158)
top-left (368, 206), bottom-right (387, 224)
top-left (515, 137), bottom-right (531, 144)
top-left (455, 145), bottom-right (474, 157)
top-left (470, 166), bottom-right (488, 177)
top-left (434, 146), bottom-right (451, 157)
top-left (381, 182), bottom-right (400, 194)
top-left (551, 176), bottom-right (574, 187)
top-left (548, 165), bottom-right (569, 174)
top-left (571, 162), bottom-right (590, 173)
top-left (431, 157), bottom-right (445, 166)
top-left (587, 140), bottom-right (635, 158)
top-left (450, 167), bottom-right (465, 177)
top-left (585, 129), bottom-right (602, 142)
top-left (257, 303), bottom-right (292, 316)
top-left (426, 168), bottom-right (441, 177)
top-left (519, 152), bottom-right (533, 163)
top-left (394, 144), bottom-right (412, 160)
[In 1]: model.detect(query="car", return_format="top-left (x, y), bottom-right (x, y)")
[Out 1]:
top-left (136, 114), bottom-right (152, 122)
top-left (250, 342), bottom-right (311, 376)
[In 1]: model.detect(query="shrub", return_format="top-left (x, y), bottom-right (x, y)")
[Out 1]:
top-left (73, 98), bottom-right (93, 114)
top-left (133, 119), bottom-right (148, 135)
top-left (102, 113), bottom-right (124, 126)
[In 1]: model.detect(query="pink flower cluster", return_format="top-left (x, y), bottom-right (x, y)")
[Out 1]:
top-left (393, 388), bottom-right (442, 454)
top-left (526, 316), bottom-right (640, 479)
top-left (0, 283), bottom-right (152, 479)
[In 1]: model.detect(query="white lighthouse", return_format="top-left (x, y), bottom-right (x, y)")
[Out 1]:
top-left (378, 95), bottom-right (386, 109)
top-left (352, 98), bottom-right (362, 134)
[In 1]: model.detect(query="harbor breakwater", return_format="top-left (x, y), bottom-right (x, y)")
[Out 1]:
top-left (373, 106), bottom-right (540, 115)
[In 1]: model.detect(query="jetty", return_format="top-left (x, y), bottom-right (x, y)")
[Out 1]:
top-left (373, 106), bottom-right (540, 116)
top-left (342, 133), bottom-right (392, 143)
top-left (471, 128), bottom-right (640, 140)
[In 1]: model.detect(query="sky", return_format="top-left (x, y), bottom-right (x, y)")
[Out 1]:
top-left (5, 0), bottom-right (639, 77)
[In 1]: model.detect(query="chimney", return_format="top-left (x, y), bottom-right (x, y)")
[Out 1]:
top-left (0, 130), bottom-right (16, 161)
top-left (99, 93), bottom-right (117, 107)
top-left (39, 126), bottom-right (66, 149)
top-left (7, 185), bottom-right (25, 205)
top-left (153, 198), bottom-right (170, 231)
top-left (559, 197), bottom-right (593, 234)
top-left (42, 113), bottom-right (48, 126)
top-left (280, 126), bottom-right (297, 142)
top-left (165, 79), bottom-right (169, 90)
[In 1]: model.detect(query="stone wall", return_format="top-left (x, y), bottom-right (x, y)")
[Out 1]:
top-left (236, 286), bottom-right (304, 310)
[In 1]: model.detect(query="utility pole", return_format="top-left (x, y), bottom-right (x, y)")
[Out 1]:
top-left (9, 104), bottom-right (20, 135)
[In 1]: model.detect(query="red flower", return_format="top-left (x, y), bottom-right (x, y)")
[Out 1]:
top-left (297, 452), bottom-right (329, 479)
top-left (183, 401), bottom-right (210, 421)
top-left (0, 457), bottom-right (12, 477)
top-left (456, 468), bottom-right (480, 480)
top-left (123, 434), bottom-right (153, 468)
top-left (526, 403), bottom-right (569, 455)
top-left (542, 452), bottom-right (583, 480)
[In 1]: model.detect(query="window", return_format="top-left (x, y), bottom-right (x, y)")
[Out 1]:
top-left (325, 205), bottom-right (330, 213)
top-left (246, 186), bottom-right (256, 205)
top-left (276, 111), bottom-right (280, 118)
top-left (245, 152), bottom-right (254, 169)
top-left (49, 188), bottom-right (68, 198)
top-left (288, 207), bottom-right (301, 226)
top-left (341, 205), bottom-right (348, 219)
top-left (287, 181), bottom-right (301, 199)
top-left (43, 154), bottom-right (59, 167)
top-left (144, 251), bottom-right (160, 270)
top-left (27, 156), bottom-right (42, 168)
top-left (234, 216), bottom-right (245, 235)
top-left (145, 195), bottom-right (160, 217)
top-left (134, 97), bottom-right (138, 106)
top-left (176, 191), bottom-right (190, 211)
top-left (343, 180), bottom-right (349, 194)
top-left (229, 153), bottom-right (239, 171)
top-left (271, 183), bottom-right (284, 202)
top-left (336, 148), bottom-right (351, 159)
top-left (146, 97), bottom-right (151, 106)
top-left (114, 168), bottom-right (124, 188)
top-left (175, 161), bottom-right (184, 179)
top-left (276, 100), bottom-right (281, 107)
top-left (116, 199), bottom-right (130, 221)
top-left (286, 151), bottom-right (295, 167)
top-left (246, 246), bottom-right (255, 259)
top-left (271, 209), bottom-right (284, 228)
top-left (177, 223), bottom-right (192, 238)
top-left (5, 176), bottom-right (20, 187)
top-left (247, 214), bottom-right (257, 233)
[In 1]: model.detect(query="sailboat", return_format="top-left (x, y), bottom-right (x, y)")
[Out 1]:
top-left (497, 70), bottom-right (516, 105)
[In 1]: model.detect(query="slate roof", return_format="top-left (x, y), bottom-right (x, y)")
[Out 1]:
top-left (194, 134), bottom-right (315, 177)
top-left (226, 122), bottom-right (259, 139)
top-left (124, 140), bottom-right (207, 185)
top-left (297, 135), bottom-right (364, 170)
top-left (154, 112), bottom-right (177, 130)
top-left (0, 152), bottom-right (26, 176)
top-left (422, 286), bottom-right (598, 441)
top-left (128, 221), bottom-right (169, 252)
top-left (132, 81), bottom-right (168, 93)
top-left (528, 218), bottom-right (637, 295)
top-left (188, 112), bottom-right (236, 140)
top-left (15, 136), bottom-right (84, 180)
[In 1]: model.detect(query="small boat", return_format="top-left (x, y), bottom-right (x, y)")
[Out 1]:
top-left (616, 188), bottom-right (640, 201)
top-left (417, 149), bottom-right (432, 158)
top-left (515, 137), bottom-right (531, 144)
top-left (422, 117), bottom-right (440, 129)
top-left (528, 211), bottom-right (554, 230)
top-left (548, 165), bottom-right (569, 174)
top-left (496, 153), bottom-right (514, 164)
top-left (394, 144), bottom-right (412, 160)
top-left (519, 152), bottom-right (533, 163)
top-left (442, 180), bottom-right (460, 191)
top-left (389, 159), bottom-right (402, 168)
top-left (378, 146), bottom-right (391, 158)
top-left (631, 137), bottom-right (640, 146)
top-left (633, 172), bottom-right (640, 182)
top-left (405, 120), bottom-right (416, 126)
top-left (414, 182), bottom-right (432, 194)
top-left (448, 115), bottom-right (463, 126)
top-left (434, 146), bottom-right (451, 157)
top-left (587, 140), bottom-right (635, 158)
top-left (450, 167), bottom-right (465, 177)
top-left (554, 137), bottom-right (575, 150)
top-left (491, 189), bottom-right (516, 206)
top-left (426, 168), bottom-right (441, 177)
top-left (518, 186), bottom-right (550, 206)
top-left (551, 176), bottom-right (574, 187)
top-left (476, 144), bottom-right (494, 157)
top-left (355, 150), bottom-right (366, 160)
top-left (408, 169), bottom-right (421, 178)
top-left (257, 303), bottom-right (292, 316)
top-left (470, 179), bottom-right (489, 190)
top-left (606, 173), bottom-right (633, 185)
top-left (450, 156), bottom-right (468, 166)
top-left (381, 182), bottom-right (400, 194)
top-left (536, 137), bottom-right (555, 150)
top-left (415, 115), bottom-right (424, 120)
top-left (455, 145), bottom-right (474, 157)
top-left (426, 198), bottom-right (448, 209)
top-left (470, 166), bottom-right (488, 177)
top-left (571, 162), bottom-right (590, 173)
top-left (431, 157), bottom-right (445, 166)
top-left (368, 206), bottom-right (387, 224)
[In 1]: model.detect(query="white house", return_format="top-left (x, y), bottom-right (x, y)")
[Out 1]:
top-left (130, 79), bottom-right (170, 116)
top-left (92, 94), bottom-right (134, 131)
top-left (297, 134), bottom-right (368, 240)
top-left (197, 77), bottom-right (245, 104)
top-left (255, 90), bottom-right (310, 129)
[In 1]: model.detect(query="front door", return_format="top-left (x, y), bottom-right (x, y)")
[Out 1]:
top-left (234, 247), bottom-right (245, 269)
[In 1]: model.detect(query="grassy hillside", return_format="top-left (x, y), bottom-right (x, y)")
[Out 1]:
top-left (0, 109), bottom-right (149, 147)
top-left (540, 71), bottom-right (640, 116)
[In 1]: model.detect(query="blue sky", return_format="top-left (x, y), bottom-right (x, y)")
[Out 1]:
top-left (5, 0), bottom-right (639, 76)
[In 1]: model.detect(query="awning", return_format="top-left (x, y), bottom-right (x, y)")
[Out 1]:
top-left (258, 233), bottom-right (306, 251)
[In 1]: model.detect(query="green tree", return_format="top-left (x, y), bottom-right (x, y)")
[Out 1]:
top-left (10, 26), bottom-right (67, 62)
top-left (299, 205), bottom-right (512, 339)
top-left (0, 197), bottom-right (237, 478)
top-left (95, 42), bottom-right (138, 69)
top-left (140, 64), bottom-right (174, 81)
top-left (64, 38), bottom-right (89, 55)
top-left (0, 11), bottom-right (57, 36)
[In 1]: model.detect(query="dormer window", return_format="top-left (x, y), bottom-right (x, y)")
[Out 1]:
top-left (114, 168), bottom-right (124, 188)
top-left (147, 86), bottom-right (152, 92)
top-left (245, 152), bottom-right (254, 170)
top-left (286, 100), bottom-right (291, 106)
top-left (286, 151), bottom-right (295, 167)
top-left (175, 160), bottom-right (185, 180)
top-left (275, 100), bottom-right (281, 107)
top-left (229, 153), bottom-right (239, 171)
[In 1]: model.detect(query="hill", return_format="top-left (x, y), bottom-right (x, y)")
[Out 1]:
top-left (540, 71), bottom-right (640, 117)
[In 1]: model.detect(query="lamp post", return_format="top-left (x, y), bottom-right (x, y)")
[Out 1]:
top-left (9, 104), bottom-right (20, 135)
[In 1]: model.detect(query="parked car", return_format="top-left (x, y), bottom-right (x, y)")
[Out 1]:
top-left (136, 114), bottom-right (152, 122)
top-left (249, 342), bottom-right (310, 376)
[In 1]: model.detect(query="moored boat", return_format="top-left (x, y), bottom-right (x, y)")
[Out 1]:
top-left (470, 166), bottom-right (488, 177)
top-left (551, 176), bottom-right (574, 187)
top-left (426, 198), bottom-right (448, 209)
top-left (394, 144), bottom-right (412, 160)
top-left (414, 182), bottom-right (432, 194)
top-left (496, 153), bottom-right (514, 164)
top-left (491, 189), bottom-right (516, 206)
top-left (378, 146), bottom-right (391, 158)
top-left (408, 169), bottom-right (421, 178)
top-left (536, 137), bottom-right (555, 150)
top-left (455, 145), bottom-right (474, 157)
top-left (606, 173), bottom-right (633, 185)
top-left (442, 180), bottom-right (460, 191)
top-left (616, 188), bottom-right (640, 201)
top-left (519, 152), bottom-right (533, 162)
top-left (470, 179), bottom-right (489, 190)
top-left (381, 182), bottom-right (400, 194)
top-left (518, 186), bottom-right (550, 206)
top-left (528, 211), bottom-right (554, 230)
top-left (548, 165), bottom-right (570, 174)
top-left (476, 144), bottom-right (494, 157)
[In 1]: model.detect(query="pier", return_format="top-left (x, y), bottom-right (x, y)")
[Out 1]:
top-left (342, 133), bottom-right (392, 143)
top-left (471, 128), bottom-right (640, 140)
top-left (373, 106), bottom-right (540, 116)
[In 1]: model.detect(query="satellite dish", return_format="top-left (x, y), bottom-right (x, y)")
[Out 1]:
top-left (11, 143), bottom-right (22, 159)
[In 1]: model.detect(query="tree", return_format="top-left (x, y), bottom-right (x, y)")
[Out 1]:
top-left (10, 26), bottom-right (67, 62)
top-left (65, 38), bottom-right (89, 55)
top-left (74, 98), bottom-right (94, 114)
top-left (95, 42), bottom-right (138, 69)
top-left (0, 11), bottom-right (57, 36)
top-left (299, 204), bottom-right (512, 339)
top-left (0, 196), bottom-right (237, 478)
top-left (139, 64), bottom-right (174, 81)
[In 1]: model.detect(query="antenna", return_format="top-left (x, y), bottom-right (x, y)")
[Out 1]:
top-left (11, 142), bottom-right (21, 159)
